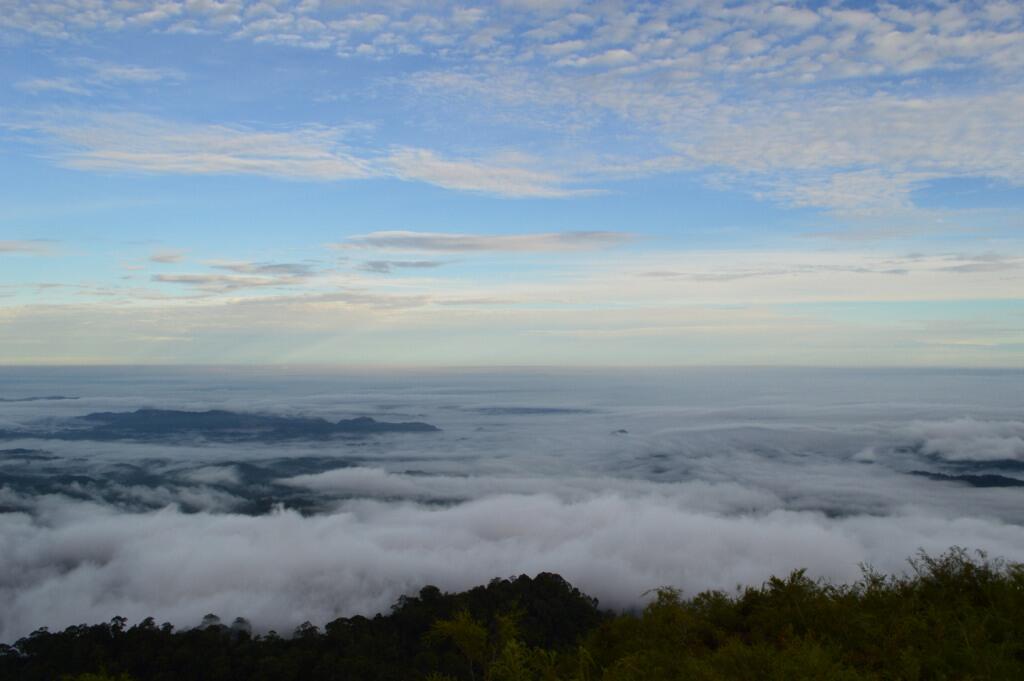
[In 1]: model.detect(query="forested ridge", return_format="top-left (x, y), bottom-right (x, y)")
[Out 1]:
top-left (3, 549), bottom-right (1023, 681)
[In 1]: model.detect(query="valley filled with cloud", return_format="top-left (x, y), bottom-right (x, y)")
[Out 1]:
top-left (2, 366), bottom-right (1023, 642)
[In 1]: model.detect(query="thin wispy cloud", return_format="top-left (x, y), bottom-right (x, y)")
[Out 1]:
top-left (385, 147), bottom-right (593, 198)
top-left (149, 260), bottom-right (318, 294)
top-left (16, 114), bottom-right (591, 198)
top-left (14, 78), bottom-right (91, 95)
top-left (358, 260), bottom-right (446, 274)
top-left (937, 254), bottom-right (1023, 274)
top-left (16, 58), bottom-right (183, 97)
top-left (208, 261), bottom-right (316, 277)
top-left (72, 58), bottom-right (183, 84)
top-left (150, 250), bottom-right (186, 264)
top-left (152, 273), bottom-right (305, 293)
top-left (0, 240), bottom-right (54, 255)
top-left (22, 113), bottom-right (371, 181)
top-left (32, 89), bottom-right (1016, 210)
top-left (338, 230), bottom-right (631, 253)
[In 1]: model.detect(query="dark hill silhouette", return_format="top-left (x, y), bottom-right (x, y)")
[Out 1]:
top-left (0, 408), bottom-right (440, 443)
top-left (910, 470), bottom-right (1024, 487)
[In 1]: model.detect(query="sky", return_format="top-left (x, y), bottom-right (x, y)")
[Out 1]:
top-left (1, 0), bottom-right (1023, 366)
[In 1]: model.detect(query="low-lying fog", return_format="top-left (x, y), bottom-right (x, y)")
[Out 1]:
top-left (2, 366), bottom-right (1023, 642)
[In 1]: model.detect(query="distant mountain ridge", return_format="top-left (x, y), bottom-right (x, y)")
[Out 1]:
top-left (909, 470), bottom-right (1024, 488)
top-left (0, 408), bottom-right (440, 443)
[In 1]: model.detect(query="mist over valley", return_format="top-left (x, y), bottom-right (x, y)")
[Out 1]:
top-left (2, 366), bottom-right (1023, 644)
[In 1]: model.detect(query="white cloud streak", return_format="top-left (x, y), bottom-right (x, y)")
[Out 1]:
top-left (15, 58), bottom-right (183, 97)
top-left (14, 114), bottom-right (591, 197)
top-left (0, 240), bottom-right (54, 255)
top-left (338, 230), bottom-right (631, 253)
top-left (149, 250), bottom-right (186, 264)
top-left (27, 113), bottom-right (371, 181)
top-left (152, 273), bottom-right (306, 292)
top-left (385, 147), bottom-right (593, 198)
top-left (14, 78), bottom-right (92, 95)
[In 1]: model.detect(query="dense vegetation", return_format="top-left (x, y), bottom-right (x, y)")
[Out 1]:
top-left (3, 549), bottom-right (1023, 680)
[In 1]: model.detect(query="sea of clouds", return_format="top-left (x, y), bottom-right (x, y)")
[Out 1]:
top-left (2, 366), bottom-right (1023, 642)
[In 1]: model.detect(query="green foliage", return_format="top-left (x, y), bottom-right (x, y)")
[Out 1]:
top-left (4, 550), bottom-right (1024, 681)
top-left (430, 611), bottom-right (489, 680)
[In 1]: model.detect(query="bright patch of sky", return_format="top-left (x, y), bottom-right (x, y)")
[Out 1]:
top-left (1, 0), bottom-right (1022, 365)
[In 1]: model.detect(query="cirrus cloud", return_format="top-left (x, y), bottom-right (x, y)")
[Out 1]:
top-left (337, 230), bottom-right (631, 253)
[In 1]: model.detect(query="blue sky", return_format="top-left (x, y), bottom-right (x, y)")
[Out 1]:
top-left (1, 0), bottom-right (1022, 365)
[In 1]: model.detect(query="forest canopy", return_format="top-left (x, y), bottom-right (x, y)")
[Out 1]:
top-left (3, 548), bottom-right (1023, 681)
